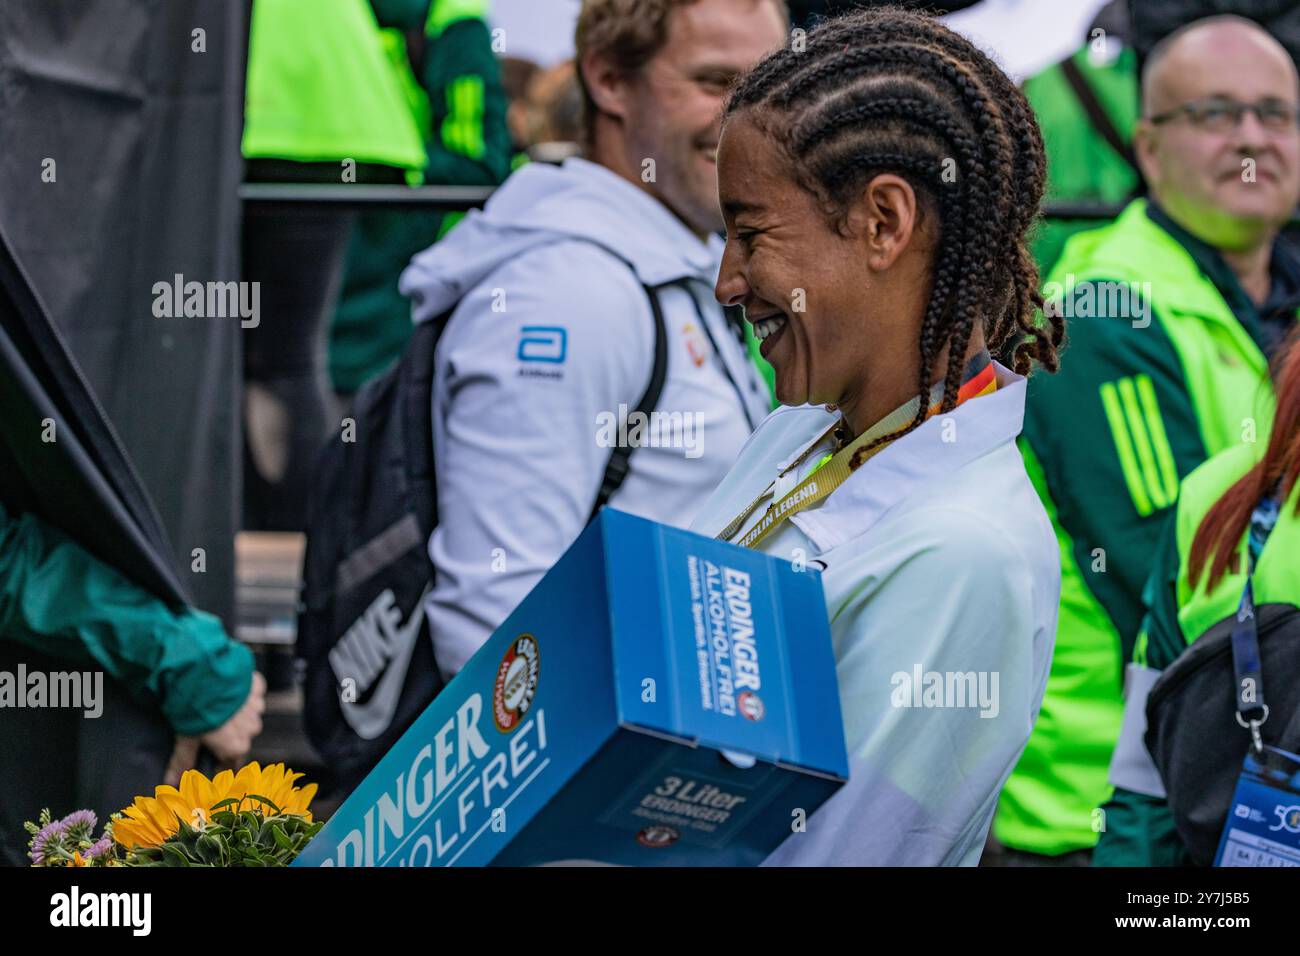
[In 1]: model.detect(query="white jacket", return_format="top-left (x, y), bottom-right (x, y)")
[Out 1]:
top-left (400, 158), bottom-right (771, 679)
top-left (690, 364), bottom-right (1061, 865)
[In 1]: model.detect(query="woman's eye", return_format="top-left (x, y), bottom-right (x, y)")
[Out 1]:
top-left (698, 74), bottom-right (733, 94)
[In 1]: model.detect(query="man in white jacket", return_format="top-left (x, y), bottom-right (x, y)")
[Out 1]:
top-left (399, 0), bottom-right (786, 680)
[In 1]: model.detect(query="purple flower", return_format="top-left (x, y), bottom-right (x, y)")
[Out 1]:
top-left (83, 834), bottom-right (112, 861)
top-left (29, 819), bottom-right (67, 865)
top-left (59, 809), bottom-right (97, 833)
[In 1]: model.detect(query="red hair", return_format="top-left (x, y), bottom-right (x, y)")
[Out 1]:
top-left (1189, 329), bottom-right (1300, 590)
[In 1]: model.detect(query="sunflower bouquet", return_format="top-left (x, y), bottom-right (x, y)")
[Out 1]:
top-left (26, 762), bottom-right (321, 867)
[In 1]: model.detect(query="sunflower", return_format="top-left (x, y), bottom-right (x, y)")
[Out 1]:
top-left (112, 762), bottom-right (318, 850)
top-left (228, 762), bottom-right (318, 820)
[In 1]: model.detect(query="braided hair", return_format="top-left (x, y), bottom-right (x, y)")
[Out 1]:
top-left (725, 5), bottom-right (1063, 463)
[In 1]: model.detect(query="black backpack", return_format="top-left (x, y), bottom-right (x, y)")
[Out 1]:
top-left (297, 275), bottom-right (671, 795)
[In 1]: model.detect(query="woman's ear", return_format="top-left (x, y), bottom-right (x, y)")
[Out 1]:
top-left (846, 174), bottom-right (919, 272)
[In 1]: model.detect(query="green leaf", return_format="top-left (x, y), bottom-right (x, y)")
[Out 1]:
top-left (270, 823), bottom-right (294, 851)
top-left (196, 835), bottom-right (223, 865)
top-left (159, 842), bottom-right (194, 867)
top-left (243, 794), bottom-right (283, 815)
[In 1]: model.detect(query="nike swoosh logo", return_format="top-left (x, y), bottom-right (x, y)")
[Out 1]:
top-left (340, 583), bottom-right (432, 740)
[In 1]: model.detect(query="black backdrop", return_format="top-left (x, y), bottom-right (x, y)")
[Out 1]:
top-left (0, 0), bottom-right (246, 622)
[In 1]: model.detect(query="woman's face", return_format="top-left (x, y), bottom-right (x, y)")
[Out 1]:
top-left (715, 113), bottom-right (931, 426)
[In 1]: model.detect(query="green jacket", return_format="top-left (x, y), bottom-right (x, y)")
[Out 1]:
top-left (0, 503), bottom-right (253, 735)
top-left (1094, 443), bottom-right (1300, 865)
top-left (329, 0), bottom-right (512, 393)
top-left (242, 0), bottom-right (426, 170)
top-left (1022, 45), bottom-right (1139, 275)
top-left (994, 199), bottom-right (1292, 855)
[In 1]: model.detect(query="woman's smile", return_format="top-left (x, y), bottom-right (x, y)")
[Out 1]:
top-left (749, 311), bottom-right (790, 359)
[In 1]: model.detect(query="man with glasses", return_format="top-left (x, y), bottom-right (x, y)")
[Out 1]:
top-left (991, 15), bottom-right (1300, 865)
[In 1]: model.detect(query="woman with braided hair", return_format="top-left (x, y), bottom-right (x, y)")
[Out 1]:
top-left (689, 6), bottom-right (1065, 864)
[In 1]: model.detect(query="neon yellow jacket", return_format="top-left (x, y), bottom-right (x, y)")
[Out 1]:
top-left (242, 0), bottom-right (425, 170)
top-left (995, 199), bottom-right (1286, 854)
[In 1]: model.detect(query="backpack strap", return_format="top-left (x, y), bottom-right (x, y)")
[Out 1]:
top-left (1059, 54), bottom-right (1139, 177)
top-left (404, 309), bottom-right (454, 543)
top-left (588, 281), bottom-right (669, 522)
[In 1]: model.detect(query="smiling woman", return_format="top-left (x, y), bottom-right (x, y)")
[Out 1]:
top-left (690, 6), bottom-right (1066, 865)
top-left (716, 10), bottom-right (1062, 435)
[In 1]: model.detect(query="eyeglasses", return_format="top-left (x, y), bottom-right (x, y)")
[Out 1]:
top-left (1149, 97), bottom-right (1300, 133)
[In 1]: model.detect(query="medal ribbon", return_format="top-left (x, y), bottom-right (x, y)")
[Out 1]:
top-left (718, 352), bottom-right (997, 550)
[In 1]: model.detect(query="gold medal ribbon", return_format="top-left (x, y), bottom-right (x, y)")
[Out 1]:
top-left (717, 352), bottom-right (996, 550)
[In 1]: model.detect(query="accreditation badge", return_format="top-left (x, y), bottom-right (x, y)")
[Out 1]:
top-left (1214, 744), bottom-right (1300, 867)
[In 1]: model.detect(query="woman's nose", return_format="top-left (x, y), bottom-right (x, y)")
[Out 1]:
top-left (715, 248), bottom-right (749, 307)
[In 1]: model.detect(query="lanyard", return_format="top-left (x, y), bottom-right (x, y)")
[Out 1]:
top-left (717, 352), bottom-right (996, 550)
top-left (1230, 492), bottom-right (1281, 751)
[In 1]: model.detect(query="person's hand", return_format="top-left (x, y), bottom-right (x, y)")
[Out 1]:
top-left (161, 673), bottom-right (266, 786)
top-left (201, 670), bottom-right (267, 765)
top-left (164, 736), bottom-right (200, 788)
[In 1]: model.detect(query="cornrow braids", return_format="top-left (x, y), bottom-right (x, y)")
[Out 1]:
top-left (725, 6), bottom-right (1062, 464)
top-left (776, 12), bottom-right (1058, 374)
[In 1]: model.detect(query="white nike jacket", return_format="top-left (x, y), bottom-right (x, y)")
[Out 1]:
top-left (399, 157), bottom-right (771, 680)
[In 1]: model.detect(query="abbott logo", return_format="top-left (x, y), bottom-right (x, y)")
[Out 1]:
top-left (517, 325), bottom-right (566, 363)
top-left (50, 887), bottom-right (151, 936)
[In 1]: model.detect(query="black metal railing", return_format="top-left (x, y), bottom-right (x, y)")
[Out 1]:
top-left (239, 185), bottom-right (1145, 222)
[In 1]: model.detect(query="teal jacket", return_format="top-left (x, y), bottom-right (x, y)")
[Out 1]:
top-left (0, 502), bottom-right (253, 735)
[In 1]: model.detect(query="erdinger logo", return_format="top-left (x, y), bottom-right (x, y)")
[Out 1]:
top-left (637, 825), bottom-right (680, 848)
top-left (493, 635), bottom-right (539, 732)
top-left (737, 690), bottom-right (764, 722)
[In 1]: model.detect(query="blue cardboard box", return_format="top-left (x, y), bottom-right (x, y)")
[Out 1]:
top-left (294, 509), bottom-right (847, 867)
